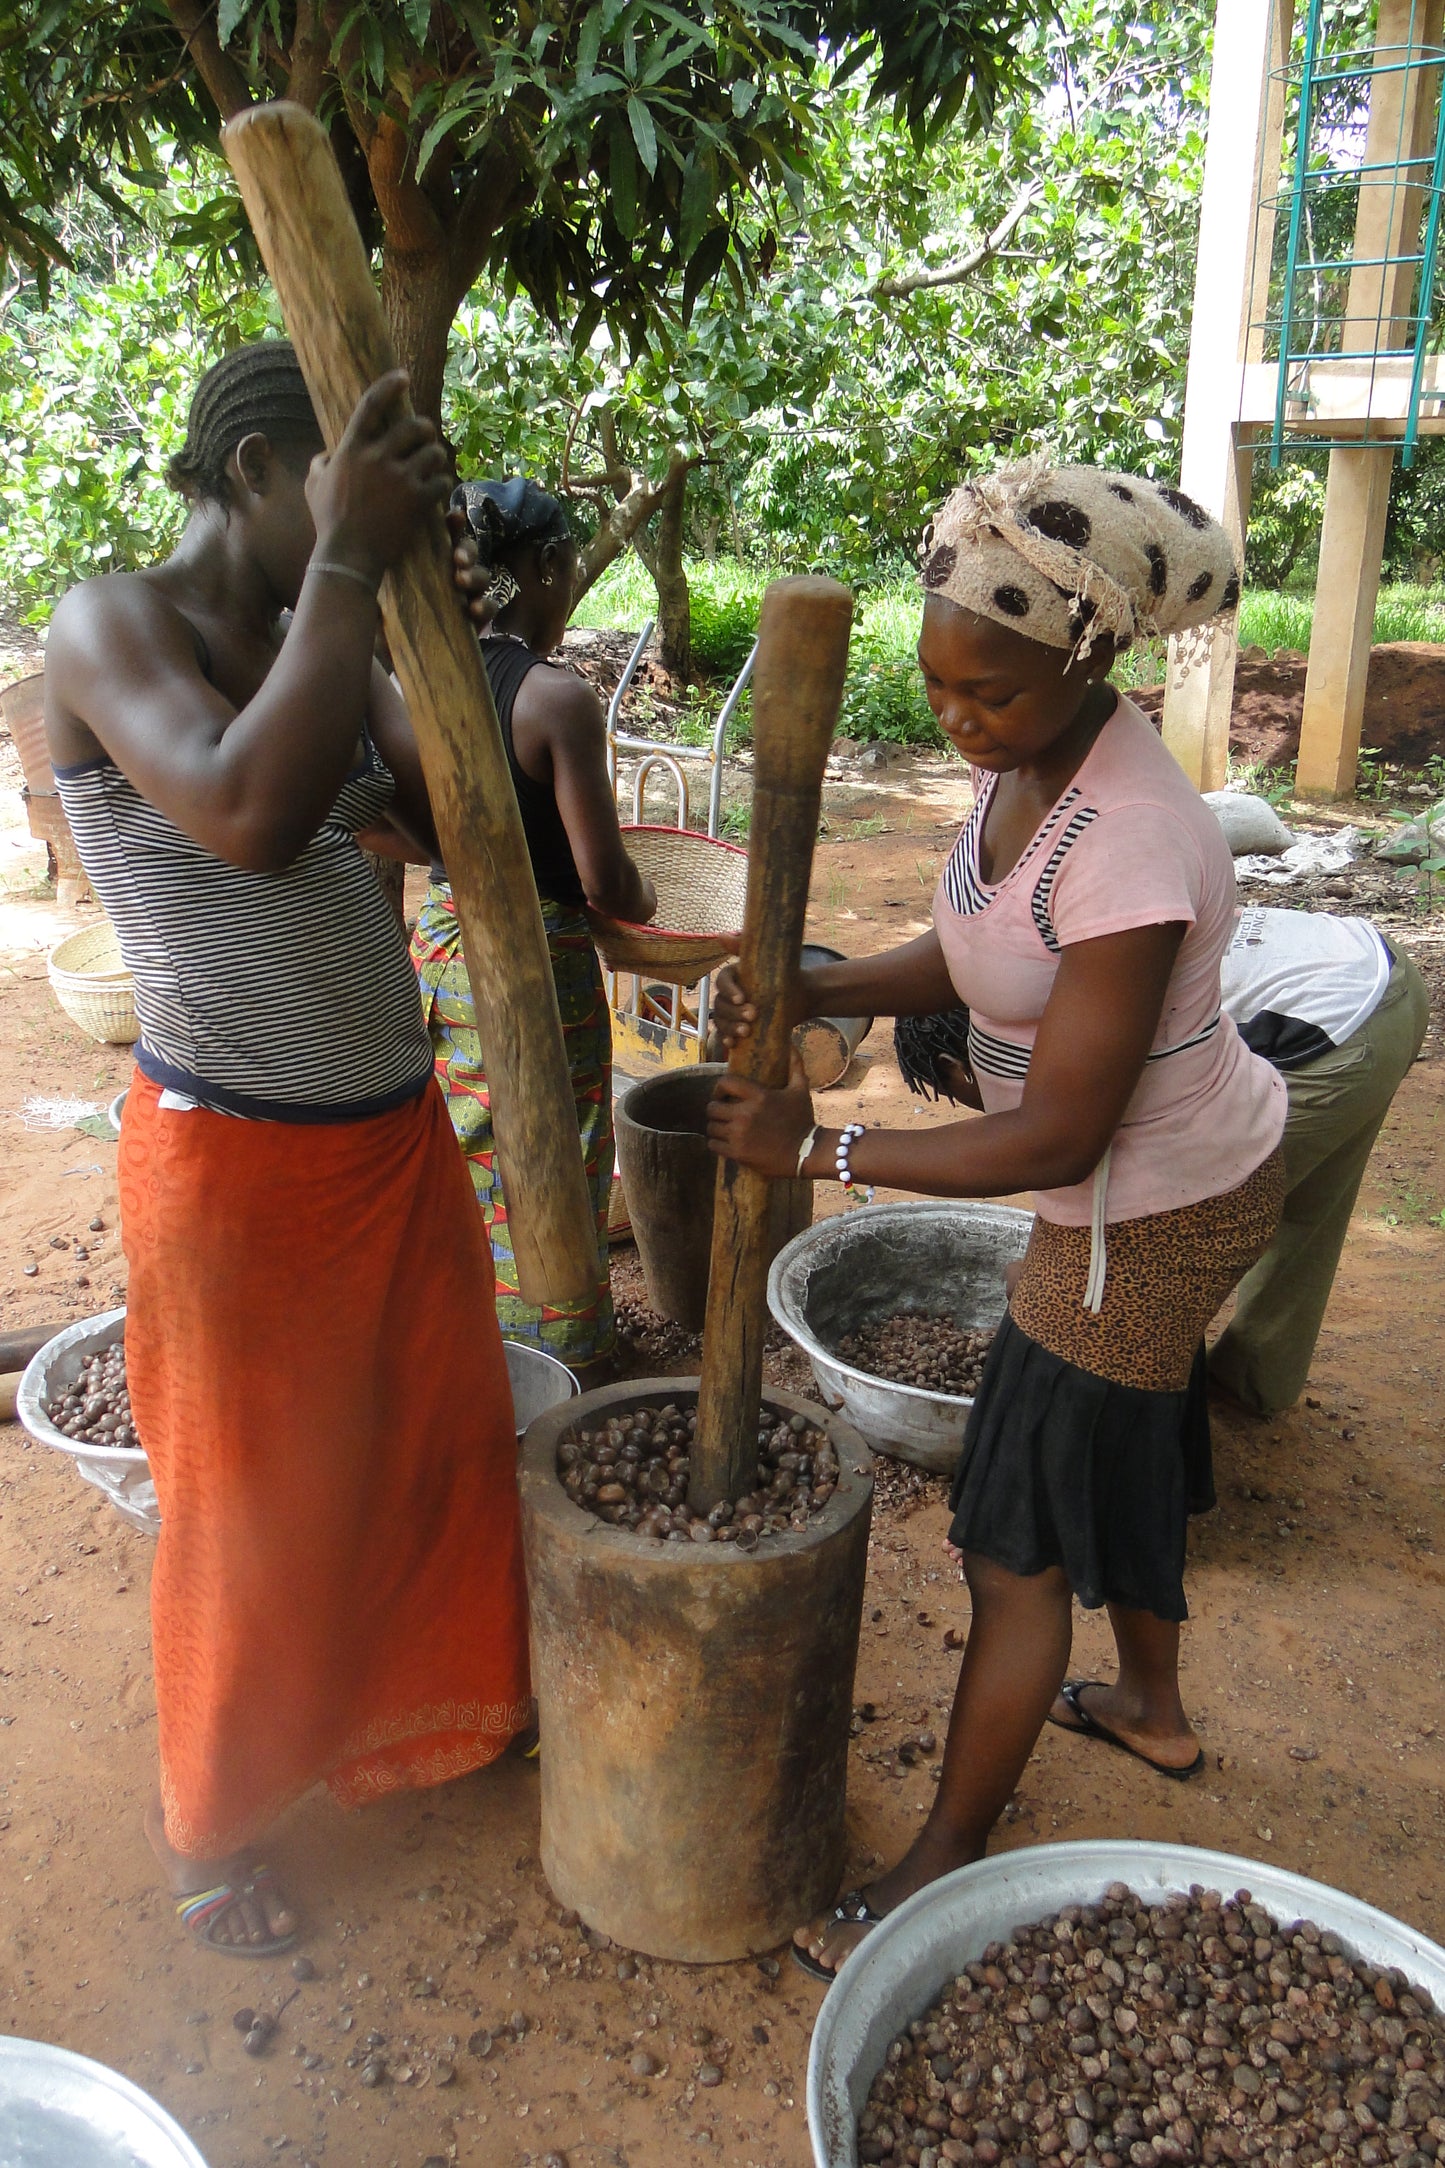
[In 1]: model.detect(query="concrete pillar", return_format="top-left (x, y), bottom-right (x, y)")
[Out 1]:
top-left (1297, 446), bottom-right (1394, 797)
top-left (1162, 0), bottom-right (1293, 788)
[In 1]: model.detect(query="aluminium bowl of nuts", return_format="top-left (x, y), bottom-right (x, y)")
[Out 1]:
top-left (17, 1309), bottom-right (159, 1535)
top-left (806, 1838), bottom-right (1445, 2168)
top-left (768, 1201), bottom-right (1033, 1474)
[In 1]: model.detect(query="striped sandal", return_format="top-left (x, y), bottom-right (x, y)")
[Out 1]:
top-left (175, 1866), bottom-right (298, 1958)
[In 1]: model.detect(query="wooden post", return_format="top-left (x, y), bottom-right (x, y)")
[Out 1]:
top-left (690, 577), bottom-right (853, 1512)
top-left (1299, 0), bottom-right (1444, 798)
top-left (1162, 0), bottom-right (1294, 789)
top-left (221, 103), bottom-right (598, 1308)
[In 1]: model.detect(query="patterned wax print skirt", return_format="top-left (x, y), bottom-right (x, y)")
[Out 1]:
top-left (949, 1149), bottom-right (1285, 1623)
top-left (411, 881), bottom-right (616, 1370)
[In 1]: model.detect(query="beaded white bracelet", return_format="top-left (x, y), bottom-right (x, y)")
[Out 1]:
top-left (835, 1121), bottom-right (874, 1202)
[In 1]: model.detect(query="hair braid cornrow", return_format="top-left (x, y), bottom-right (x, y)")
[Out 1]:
top-left (166, 341), bottom-right (321, 505)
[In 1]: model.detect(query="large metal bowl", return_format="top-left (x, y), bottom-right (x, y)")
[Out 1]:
top-left (503, 1341), bottom-right (578, 1436)
top-left (17, 1310), bottom-right (157, 1534)
top-left (767, 1200), bottom-right (1032, 1472)
top-left (18, 1314), bottom-right (573, 1539)
top-left (0, 2035), bottom-right (209, 2165)
top-left (807, 1838), bottom-right (1445, 2168)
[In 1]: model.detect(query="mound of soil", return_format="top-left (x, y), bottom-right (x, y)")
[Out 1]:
top-left (1132, 641), bottom-right (1445, 769)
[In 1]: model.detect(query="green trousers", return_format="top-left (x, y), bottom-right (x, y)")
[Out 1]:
top-left (1208, 951), bottom-right (1429, 1415)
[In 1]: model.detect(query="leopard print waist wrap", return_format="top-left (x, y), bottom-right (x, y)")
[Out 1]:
top-left (1009, 1148), bottom-right (1285, 1393)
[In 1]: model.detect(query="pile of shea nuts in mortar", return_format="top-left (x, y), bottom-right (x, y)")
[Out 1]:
top-left (44, 1343), bottom-right (140, 1452)
top-left (836, 1312), bottom-right (997, 1398)
top-left (859, 1881), bottom-right (1445, 2167)
top-left (557, 1401), bottom-right (839, 1544)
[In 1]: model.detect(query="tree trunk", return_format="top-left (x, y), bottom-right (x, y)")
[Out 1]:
top-left (643, 470), bottom-right (692, 682)
top-left (379, 247), bottom-right (458, 425)
top-left (573, 451), bottom-right (696, 606)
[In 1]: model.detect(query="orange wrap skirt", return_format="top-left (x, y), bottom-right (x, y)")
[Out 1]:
top-left (118, 1070), bottom-right (531, 1860)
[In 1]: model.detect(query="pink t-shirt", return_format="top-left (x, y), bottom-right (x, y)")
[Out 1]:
top-left (933, 696), bottom-right (1286, 1227)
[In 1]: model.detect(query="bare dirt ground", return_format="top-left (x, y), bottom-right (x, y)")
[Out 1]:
top-left (1, 672), bottom-right (1443, 2168)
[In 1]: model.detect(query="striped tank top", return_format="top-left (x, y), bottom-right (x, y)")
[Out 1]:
top-left (54, 740), bottom-right (434, 1122)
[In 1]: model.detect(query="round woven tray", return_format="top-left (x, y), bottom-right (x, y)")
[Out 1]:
top-left (589, 825), bottom-right (748, 987)
top-left (48, 920), bottom-right (139, 1046)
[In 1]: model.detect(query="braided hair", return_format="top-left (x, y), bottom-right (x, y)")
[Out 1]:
top-left (166, 341), bottom-right (321, 505)
top-left (894, 1005), bottom-right (975, 1104)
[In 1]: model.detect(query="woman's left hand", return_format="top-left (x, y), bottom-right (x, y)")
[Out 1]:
top-left (706, 1052), bottom-right (816, 1176)
top-left (446, 506), bottom-right (499, 630)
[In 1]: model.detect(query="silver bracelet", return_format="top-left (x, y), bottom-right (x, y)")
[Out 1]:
top-left (795, 1123), bottom-right (819, 1179)
top-left (835, 1121), bottom-right (874, 1201)
top-left (308, 558), bottom-right (380, 598)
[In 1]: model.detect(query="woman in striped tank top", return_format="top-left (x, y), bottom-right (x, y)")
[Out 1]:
top-left (44, 344), bottom-right (533, 1958)
top-left (708, 464), bottom-right (1287, 1977)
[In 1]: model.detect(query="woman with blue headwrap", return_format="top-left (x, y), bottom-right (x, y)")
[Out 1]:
top-left (411, 476), bottom-right (655, 1379)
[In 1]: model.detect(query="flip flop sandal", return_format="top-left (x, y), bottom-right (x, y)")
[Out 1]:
top-left (176, 1865), bottom-right (299, 1958)
top-left (1047, 1679), bottom-right (1204, 1782)
top-left (792, 1888), bottom-right (885, 1982)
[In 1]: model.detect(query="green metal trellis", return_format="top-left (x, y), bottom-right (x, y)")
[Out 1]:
top-left (1256, 0), bottom-right (1445, 466)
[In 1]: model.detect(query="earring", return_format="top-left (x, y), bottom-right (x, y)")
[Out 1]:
top-left (540, 571), bottom-right (554, 588)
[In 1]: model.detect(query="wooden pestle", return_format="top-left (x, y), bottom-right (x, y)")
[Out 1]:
top-left (690, 576), bottom-right (854, 1512)
top-left (221, 103), bottom-right (597, 1309)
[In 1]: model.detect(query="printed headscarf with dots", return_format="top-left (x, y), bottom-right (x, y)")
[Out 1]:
top-left (919, 458), bottom-right (1239, 664)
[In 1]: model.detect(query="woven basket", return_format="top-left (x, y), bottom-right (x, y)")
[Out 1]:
top-left (48, 921), bottom-right (139, 1046)
top-left (589, 825), bottom-right (748, 987)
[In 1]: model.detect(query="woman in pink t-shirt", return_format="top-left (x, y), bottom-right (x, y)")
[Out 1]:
top-left (709, 463), bottom-right (1286, 1978)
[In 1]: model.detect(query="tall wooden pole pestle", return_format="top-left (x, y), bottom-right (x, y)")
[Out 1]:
top-left (690, 576), bottom-right (854, 1511)
top-left (221, 103), bottom-right (597, 1308)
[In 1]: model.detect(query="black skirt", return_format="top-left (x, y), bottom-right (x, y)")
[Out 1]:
top-left (947, 1313), bottom-right (1214, 1624)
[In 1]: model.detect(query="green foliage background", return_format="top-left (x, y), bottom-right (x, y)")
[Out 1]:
top-left (1, 0), bottom-right (1442, 736)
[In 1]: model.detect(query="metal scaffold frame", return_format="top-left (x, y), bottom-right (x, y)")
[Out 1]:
top-left (602, 621), bottom-right (757, 1072)
top-left (1259, 0), bottom-right (1445, 465)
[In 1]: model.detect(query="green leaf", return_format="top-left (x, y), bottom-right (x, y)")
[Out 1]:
top-left (682, 221), bottom-right (730, 320)
top-left (576, 10), bottom-right (603, 82)
top-left (627, 95), bottom-right (658, 177)
top-left (608, 113), bottom-right (639, 239)
top-left (216, 0), bottom-right (248, 47)
top-left (678, 152), bottom-right (713, 257)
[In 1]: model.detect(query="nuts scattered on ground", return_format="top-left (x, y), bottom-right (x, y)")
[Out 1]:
top-left (557, 1401), bottom-right (840, 1542)
top-left (631, 2050), bottom-right (661, 2078)
top-left (44, 1343), bottom-right (140, 1451)
top-left (857, 1881), bottom-right (1445, 2166)
top-left (613, 1298), bottom-right (701, 1369)
top-left (835, 1312), bottom-right (996, 1397)
top-left (291, 1956), bottom-right (315, 1981)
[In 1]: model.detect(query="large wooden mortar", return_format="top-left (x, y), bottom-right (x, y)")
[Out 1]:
top-left (520, 1378), bottom-right (873, 1962)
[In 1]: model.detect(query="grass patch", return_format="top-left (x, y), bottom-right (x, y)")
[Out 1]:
top-left (574, 558), bottom-right (1445, 743)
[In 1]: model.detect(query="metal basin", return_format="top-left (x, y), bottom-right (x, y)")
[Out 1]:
top-left (17, 1310), bottom-right (157, 1534)
top-left (503, 1341), bottom-right (578, 1437)
top-left (807, 1837), bottom-right (1445, 2168)
top-left (0, 2035), bottom-right (209, 2166)
top-left (18, 1316), bottom-right (574, 1534)
top-left (767, 1200), bottom-right (1032, 1472)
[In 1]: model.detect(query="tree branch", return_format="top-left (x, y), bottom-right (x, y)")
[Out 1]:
top-left (286, 0), bottom-right (328, 112)
top-left (161, 0), bottom-right (254, 121)
top-left (574, 445), bottom-right (700, 603)
top-left (870, 182), bottom-right (1041, 300)
top-left (361, 110), bottom-right (447, 259)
